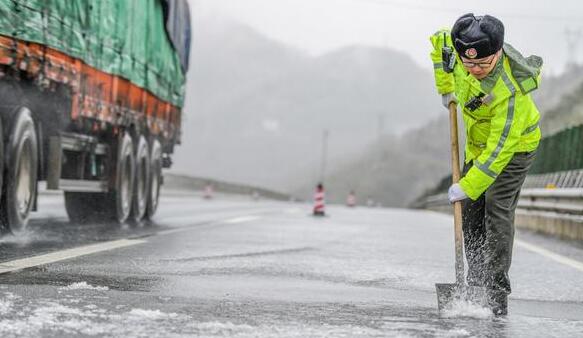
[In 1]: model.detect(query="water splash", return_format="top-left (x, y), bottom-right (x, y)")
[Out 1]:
top-left (0, 229), bottom-right (58, 246)
top-left (441, 299), bottom-right (492, 319)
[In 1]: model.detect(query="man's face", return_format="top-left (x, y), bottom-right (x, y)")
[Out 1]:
top-left (461, 50), bottom-right (501, 80)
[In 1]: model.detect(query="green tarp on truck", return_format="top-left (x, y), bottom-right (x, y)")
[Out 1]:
top-left (0, 0), bottom-right (190, 107)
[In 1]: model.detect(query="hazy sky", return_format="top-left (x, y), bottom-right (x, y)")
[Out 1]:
top-left (195, 0), bottom-right (583, 75)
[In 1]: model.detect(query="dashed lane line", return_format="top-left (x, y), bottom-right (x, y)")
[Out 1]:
top-left (223, 215), bottom-right (261, 224)
top-left (0, 239), bottom-right (146, 275)
top-left (516, 239), bottom-right (583, 273)
top-left (156, 215), bottom-right (263, 235)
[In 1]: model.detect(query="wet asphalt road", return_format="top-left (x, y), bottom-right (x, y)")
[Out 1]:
top-left (0, 190), bottom-right (582, 337)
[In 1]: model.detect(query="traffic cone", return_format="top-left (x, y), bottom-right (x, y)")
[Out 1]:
top-left (346, 191), bottom-right (356, 207)
top-left (203, 183), bottom-right (214, 199)
top-left (313, 183), bottom-right (326, 216)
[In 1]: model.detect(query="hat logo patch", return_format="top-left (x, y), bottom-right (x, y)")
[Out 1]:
top-left (465, 48), bottom-right (478, 59)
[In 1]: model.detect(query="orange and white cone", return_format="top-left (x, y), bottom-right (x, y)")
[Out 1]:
top-left (346, 191), bottom-right (356, 207)
top-left (313, 183), bottom-right (326, 216)
top-left (203, 184), bottom-right (214, 199)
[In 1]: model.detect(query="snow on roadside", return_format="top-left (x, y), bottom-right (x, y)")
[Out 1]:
top-left (127, 308), bottom-right (181, 320)
top-left (0, 293), bottom-right (19, 315)
top-left (59, 282), bottom-right (109, 291)
top-left (0, 299), bottom-right (12, 315)
top-left (0, 301), bottom-right (189, 337)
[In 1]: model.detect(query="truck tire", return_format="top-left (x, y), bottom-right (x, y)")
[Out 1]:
top-left (110, 132), bottom-right (135, 224)
top-left (64, 133), bottom-right (135, 225)
top-left (146, 139), bottom-right (162, 220)
top-left (129, 135), bottom-right (149, 224)
top-left (0, 108), bottom-right (38, 233)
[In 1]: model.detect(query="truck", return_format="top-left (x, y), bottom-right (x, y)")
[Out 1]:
top-left (0, 0), bottom-right (191, 231)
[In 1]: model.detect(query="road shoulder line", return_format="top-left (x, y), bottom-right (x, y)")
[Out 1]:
top-left (0, 239), bottom-right (146, 275)
top-left (515, 239), bottom-right (583, 272)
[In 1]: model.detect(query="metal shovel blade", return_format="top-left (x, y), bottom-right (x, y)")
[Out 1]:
top-left (435, 283), bottom-right (489, 312)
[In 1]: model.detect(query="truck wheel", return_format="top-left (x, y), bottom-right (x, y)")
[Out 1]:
top-left (146, 139), bottom-right (162, 220)
top-left (0, 108), bottom-right (38, 233)
top-left (110, 132), bottom-right (135, 224)
top-left (129, 135), bottom-right (149, 224)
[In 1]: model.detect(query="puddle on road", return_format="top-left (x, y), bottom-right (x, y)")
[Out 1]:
top-left (2, 217), bottom-right (164, 245)
top-left (163, 246), bottom-right (317, 263)
top-left (0, 220), bottom-right (68, 249)
top-left (0, 218), bottom-right (167, 266)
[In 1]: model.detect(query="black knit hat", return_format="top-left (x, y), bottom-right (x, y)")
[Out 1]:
top-left (451, 13), bottom-right (504, 59)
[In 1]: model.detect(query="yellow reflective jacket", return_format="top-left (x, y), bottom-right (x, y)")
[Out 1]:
top-left (430, 29), bottom-right (542, 200)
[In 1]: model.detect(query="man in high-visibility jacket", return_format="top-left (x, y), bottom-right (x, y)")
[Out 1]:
top-left (430, 13), bottom-right (542, 315)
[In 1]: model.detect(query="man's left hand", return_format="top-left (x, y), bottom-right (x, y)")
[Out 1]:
top-left (448, 183), bottom-right (468, 203)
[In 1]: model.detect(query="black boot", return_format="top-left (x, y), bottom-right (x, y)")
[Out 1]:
top-left (488, 291), bottom-right (508, 316)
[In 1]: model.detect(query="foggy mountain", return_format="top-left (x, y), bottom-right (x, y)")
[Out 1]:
top-left (540, 80), bottom-right (583, 136)
top-left (171, 18), bottom-right (440, 191)
top-left (537, 64), bottom-right (583, 135)
top-left (316, 115), bottom-right (453, 207)
top-left (533, 64), bottom-right (583, 113)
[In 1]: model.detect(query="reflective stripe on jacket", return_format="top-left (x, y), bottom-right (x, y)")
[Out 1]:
top-left (430, 29), bottom-right (542, 200)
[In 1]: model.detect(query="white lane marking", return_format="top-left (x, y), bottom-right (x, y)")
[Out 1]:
top-left (516, 239), bottom-right (583, 273)
top-left (156, 215), bottom-right (263, 236)
top-left (156, 215), bottom-right (209, 224)
top-left (223, 216), bottom-right (261, 224)
top-left (156, 210), bottom-right (269, 224)
top-left (0, 239), bottom-right (146, 275)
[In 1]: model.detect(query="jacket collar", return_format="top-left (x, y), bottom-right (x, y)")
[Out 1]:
top-left (479, 53), bottom-right (504, 94)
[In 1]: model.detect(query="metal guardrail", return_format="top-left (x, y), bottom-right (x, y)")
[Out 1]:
top-left (523, 169), bottom-right (583, 189)
top-left (518, 188), bottom-right (583, 214)
top-left (521, 188), bottom-right (583, 198)
top-left (414, 193), bottom-right (448, 209)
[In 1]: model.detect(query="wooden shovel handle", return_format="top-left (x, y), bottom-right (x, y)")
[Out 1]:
top-left (449, 102), bottom-right (465, 284)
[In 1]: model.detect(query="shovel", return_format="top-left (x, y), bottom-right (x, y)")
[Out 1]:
top-left (435, 102), bottom-right (489, 312)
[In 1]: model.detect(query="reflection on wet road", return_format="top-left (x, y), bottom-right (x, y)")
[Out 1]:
top-left (0, 190), bottom-right (582, 337)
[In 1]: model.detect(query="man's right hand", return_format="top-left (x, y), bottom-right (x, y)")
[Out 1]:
top-left (442, 92), bottom-right (457, 109)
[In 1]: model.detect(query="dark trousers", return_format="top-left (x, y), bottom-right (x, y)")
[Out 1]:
top-left (461, 151), bottom-right (536, 294)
